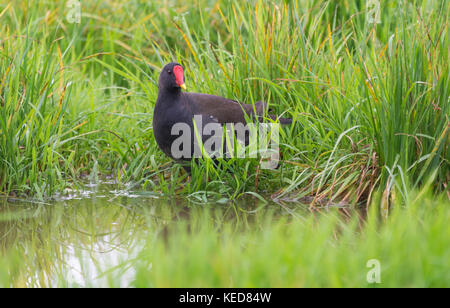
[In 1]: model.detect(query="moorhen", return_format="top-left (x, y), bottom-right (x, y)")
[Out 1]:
top-left (152, 62), bottom-right (292, 169)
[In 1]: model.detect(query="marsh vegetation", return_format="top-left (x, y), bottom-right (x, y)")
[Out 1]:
top-left (0, 0), bottom-right (448, 287)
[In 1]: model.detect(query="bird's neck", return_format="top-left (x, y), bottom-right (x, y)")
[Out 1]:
top-left (157, 86), bottom-right (182, 103)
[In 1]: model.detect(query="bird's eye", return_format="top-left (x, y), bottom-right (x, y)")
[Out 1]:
top-left (167, 70), bottom-right (172, 75)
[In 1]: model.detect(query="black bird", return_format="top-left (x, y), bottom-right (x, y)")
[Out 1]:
top-left (152, 62), bottom-right (292, 170)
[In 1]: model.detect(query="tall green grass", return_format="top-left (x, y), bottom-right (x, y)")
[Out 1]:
top-left (0, 0), bottom-right (448, 205)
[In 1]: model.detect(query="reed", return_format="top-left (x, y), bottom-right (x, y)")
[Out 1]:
top-left (0, 0), bottom-right (447, 207)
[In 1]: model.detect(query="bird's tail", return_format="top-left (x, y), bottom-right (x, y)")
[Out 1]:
top-left (254, 101), bottom-right (293, 125)
top-left (268, 115), bottom-right (293, 125)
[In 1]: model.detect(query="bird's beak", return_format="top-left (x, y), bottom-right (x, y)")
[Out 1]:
top-left (173, 65), bottom-right (186, 91)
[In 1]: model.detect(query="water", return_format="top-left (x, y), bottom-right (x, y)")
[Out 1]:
top-left (0, 182), bottom-right (314, 287)
top-left (0, 181), bottom-right (365, 287)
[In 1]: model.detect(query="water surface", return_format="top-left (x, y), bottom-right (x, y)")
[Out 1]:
top-left (3, 182), bottom-right (339, 287)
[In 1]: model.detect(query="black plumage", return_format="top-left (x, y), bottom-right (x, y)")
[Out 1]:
top-left (153, 62), bottom-right (292, 168)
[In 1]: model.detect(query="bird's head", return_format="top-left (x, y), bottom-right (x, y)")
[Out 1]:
top-left (158, 62), bottom-right (186, 92)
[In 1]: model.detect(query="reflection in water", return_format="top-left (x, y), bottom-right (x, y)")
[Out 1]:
top-left (0, 184), bottom-right (360, 287)
top-left (1, 189), bottom-right (181, 287)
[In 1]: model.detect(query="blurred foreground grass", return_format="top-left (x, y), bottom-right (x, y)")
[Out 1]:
top-left (0, 184), bottom-right (449, 287)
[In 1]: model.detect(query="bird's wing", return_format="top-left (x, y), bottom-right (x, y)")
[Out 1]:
top-left (185, 92), bottom-right (265, 124)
